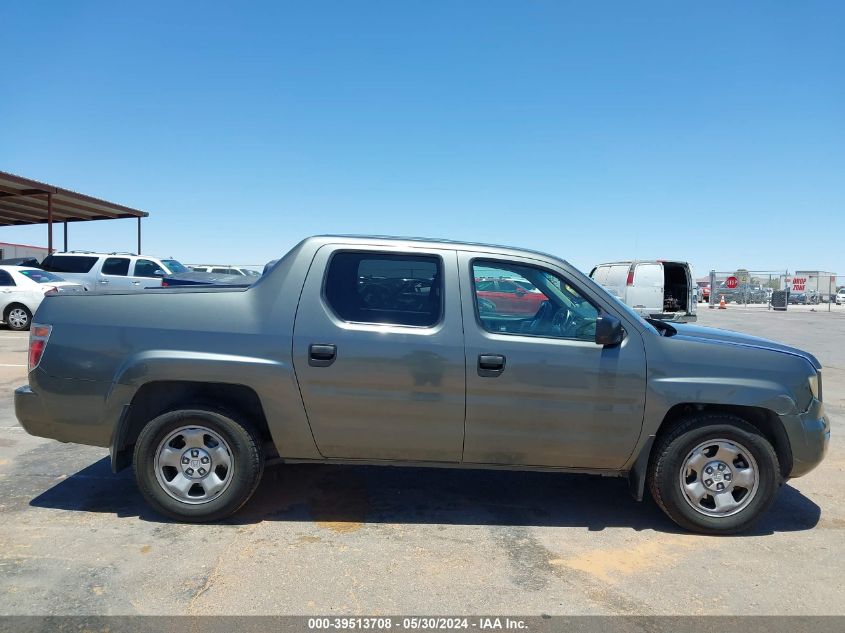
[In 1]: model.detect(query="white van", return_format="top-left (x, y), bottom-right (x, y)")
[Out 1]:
top-left (590, 260), bottom-right (697, 322)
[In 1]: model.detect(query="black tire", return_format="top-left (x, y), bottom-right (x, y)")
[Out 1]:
top-left (647, 414), bottom-right (780, 535)
top-left (5, 304), bottom-right (32, 331)
top-left (133, 408), bottom-right (264, 522)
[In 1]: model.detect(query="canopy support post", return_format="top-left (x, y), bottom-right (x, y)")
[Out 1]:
top-left (47, 193), bottom-right (53, 253)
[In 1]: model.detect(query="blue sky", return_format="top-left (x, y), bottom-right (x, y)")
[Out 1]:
top-left (1, 1), bottom-right (843, 278)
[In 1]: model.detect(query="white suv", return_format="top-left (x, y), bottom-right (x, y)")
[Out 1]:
top-left (836, 288), bottom-right (845, 305)
top-left (190, 265), bottom-right (261, 277)
top-left (40, 252), bottom-right (188, 291)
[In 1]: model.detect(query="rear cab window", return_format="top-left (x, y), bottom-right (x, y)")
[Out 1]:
top-left (324, 252), bottom-right (442, 327)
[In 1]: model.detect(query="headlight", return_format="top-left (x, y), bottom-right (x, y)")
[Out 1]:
top-left (809, 374), bottom-right (819, 399)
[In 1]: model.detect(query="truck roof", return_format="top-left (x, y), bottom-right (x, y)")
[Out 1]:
top-left (313, 234), bottom-right (570, 265)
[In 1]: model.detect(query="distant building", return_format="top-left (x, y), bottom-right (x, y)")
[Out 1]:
top-left (788, 271), bottom-right (837, 300)
top-left (0, 241), bottom-right (49, 261)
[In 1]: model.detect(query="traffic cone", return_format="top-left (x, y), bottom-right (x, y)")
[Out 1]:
top-left (719, 295), bottom-right (726, 309)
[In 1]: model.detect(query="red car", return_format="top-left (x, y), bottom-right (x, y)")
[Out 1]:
top-left (475, 277), bottom-right (548, 315)
top-left (699, 284), bottom-right (710, 303)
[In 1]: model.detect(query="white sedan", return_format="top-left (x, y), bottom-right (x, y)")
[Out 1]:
top-left (0, 266), bottom-right (84, 331)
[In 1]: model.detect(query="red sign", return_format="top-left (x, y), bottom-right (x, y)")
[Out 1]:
top-left (725, 276), bottom-right (739, 289)
top-left (792, 277), bottom-right (806, 292)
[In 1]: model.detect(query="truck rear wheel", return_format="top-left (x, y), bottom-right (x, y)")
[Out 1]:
top-left (133, 408), bottom-right (264, 522)
top-left (647, 414), bottom-right (780, 534)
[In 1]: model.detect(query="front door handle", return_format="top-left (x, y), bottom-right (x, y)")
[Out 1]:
top-left (309, 343), bottom-right (337, 367)
top-left (478, 353), bottom-right (506, 377)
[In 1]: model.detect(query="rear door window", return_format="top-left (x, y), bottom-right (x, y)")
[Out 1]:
top-left (101, 257), bottom-right (130, 276)
top-left (41, 255), bottom-right (98, 273)
top-left (324, 252), bottom-right (442, 327)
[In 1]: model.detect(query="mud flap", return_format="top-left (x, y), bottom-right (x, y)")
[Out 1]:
top-left (109, 405), bottom-right (133, 473)
top-left (627, 435), bottom-right (655, 501)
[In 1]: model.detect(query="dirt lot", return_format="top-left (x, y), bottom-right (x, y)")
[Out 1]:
top-left (0, 307), bottom-right (842, 616)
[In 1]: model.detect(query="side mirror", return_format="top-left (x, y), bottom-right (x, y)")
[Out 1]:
top-left (153, 269), bottom-right (165, 277)
top-left (595, 313), bottom-right (624, 346)
top-left (514, 287), bottom-right (526, 297)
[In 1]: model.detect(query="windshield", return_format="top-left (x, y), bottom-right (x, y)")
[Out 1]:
top-left (18, 269), bottom-right (65, 283)
top-left (162, 259), bottom-right (188, 273)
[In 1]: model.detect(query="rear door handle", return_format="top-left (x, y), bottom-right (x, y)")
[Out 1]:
top-left (309, 343), bottom-right (337, 367)
top-left (478, 353), bottom-right (506, 377)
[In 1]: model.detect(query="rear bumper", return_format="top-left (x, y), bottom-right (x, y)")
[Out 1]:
top-left (14, 385), bottom-right (50, 438)
top-left (14, 373), bottom-right (117, 447)
top-left (781, 398), bottom-right (830, 478)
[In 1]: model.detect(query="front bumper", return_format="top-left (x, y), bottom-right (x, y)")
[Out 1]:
top-left (781, 398), bottom-right (830, 478)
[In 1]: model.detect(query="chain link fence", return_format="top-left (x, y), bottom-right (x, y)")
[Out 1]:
top-left (701, 270), bottom-right (844, 311)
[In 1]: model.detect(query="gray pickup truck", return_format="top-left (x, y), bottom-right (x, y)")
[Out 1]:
top-left (15, 236), bottom-right (829, 534)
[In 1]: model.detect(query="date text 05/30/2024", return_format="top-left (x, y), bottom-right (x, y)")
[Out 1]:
top-left (307, 617), bottom-right (528, 630)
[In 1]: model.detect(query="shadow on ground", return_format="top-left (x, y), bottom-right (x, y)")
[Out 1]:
top-left (29, 457), bottom-right (820, 535)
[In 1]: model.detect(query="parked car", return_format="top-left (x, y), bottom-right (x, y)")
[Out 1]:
top-left (589, 260), bottom-right (696, 322)
top-left (190, 265), bottom-right (261, 277)
top-left (698, 284), bottom-right (710, 304)
top-left (162, 271), bottom-right (254, 288)
top-left (16, 236), bottom-right (828, 534)
top-left (0, 257), bottom-right (41, 268)
top-left (836, 289), bottom-right (845, 305)
top-left (788, 291), bottom-right (819, 305)
top-left (474, 276), bottom-right (548, 316)
top-left (40, 252), bottom-right (188, 291)
top-left (0, 266), bottom-right (83, 330)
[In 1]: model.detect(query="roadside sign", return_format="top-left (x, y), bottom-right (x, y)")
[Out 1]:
top-left (726, 276), bottom-right (739, 289)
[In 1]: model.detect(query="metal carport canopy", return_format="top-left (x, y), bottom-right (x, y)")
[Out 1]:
top-left (0, 171), bottom-right (149, 253)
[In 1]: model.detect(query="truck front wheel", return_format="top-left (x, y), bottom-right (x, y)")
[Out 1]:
top-left (647, 414), bottom-right (780, 534)
top-left (133, 408), bottom-right (264, 522)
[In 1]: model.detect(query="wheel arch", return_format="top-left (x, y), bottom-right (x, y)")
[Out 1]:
top-left (111, 380), bottom-right (275, 472)
top-left (628, 402), bottom-right (792, 501)
top-left (3, 301), bottom-right (32, 323)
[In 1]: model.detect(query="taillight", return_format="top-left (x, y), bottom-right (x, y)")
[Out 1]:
top-left (626, 265), bottom-right (636, 286)
top-left (28, 324), bottom-right (52, 372)
top-left (44, 286), bottom-right (58, 296)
